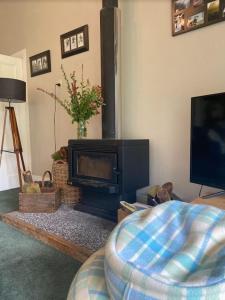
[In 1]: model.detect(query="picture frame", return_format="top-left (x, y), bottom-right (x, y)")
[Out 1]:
top-left (29, 50), bottom-right (51, 77)
top-left (172, 0), bottom-right (225, 36)
top-left (60, 25), bottom-right (89, 58)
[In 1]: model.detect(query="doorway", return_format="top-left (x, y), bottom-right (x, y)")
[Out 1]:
top-left (0, 50), bottom-right (31, 191)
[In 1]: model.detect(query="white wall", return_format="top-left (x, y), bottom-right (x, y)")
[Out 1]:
top-left (0, 0), bottom-right (101, 175)
top-left (121, 0), bottom-right (225, 200)
top-left (1, 0), bottom-right (224, 200)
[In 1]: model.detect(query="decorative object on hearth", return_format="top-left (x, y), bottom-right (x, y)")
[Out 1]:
top-left (51, 147), bottom-right (81, 205)
top-left (29, 50), bottom-right (51, 77)
top-left (172, 0), bottom-right (225, 36)
top-left (22, 170), bottom-right (41, 193)
top-left (0, 78), bottom-right (26, 190)
top-left (19, 170), bottom-right (60, 213)
top-left (23, 170), bottom-right (33, 184)
top-left (60, 25), bottom-right (89, 58)
top-left (147, 182), bottom-right (173, 206)
top-left (38, 65), bottom-right (104, 139)
top-left (162, 181), bottom-right (173, 196)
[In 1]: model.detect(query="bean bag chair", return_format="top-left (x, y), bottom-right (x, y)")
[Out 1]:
top-left (68, 201), bottom-right (225, 299)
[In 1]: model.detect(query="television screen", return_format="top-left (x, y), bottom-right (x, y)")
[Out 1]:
top-left (190, 92), bottom-right (225, 189)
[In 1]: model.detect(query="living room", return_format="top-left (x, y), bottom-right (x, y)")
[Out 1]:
top-left (1, 0), bottom-right (225, 299)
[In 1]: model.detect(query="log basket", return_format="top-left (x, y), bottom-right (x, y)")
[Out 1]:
top-left (52, 160), bottom-right (81, 205)
top-left (19, 170), bottom-right (60, 213)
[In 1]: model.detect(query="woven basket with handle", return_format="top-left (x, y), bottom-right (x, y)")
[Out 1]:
top-left (52, 160), bottom-right (81, 205)
top-left (19, 170), bottom-right (60, 213)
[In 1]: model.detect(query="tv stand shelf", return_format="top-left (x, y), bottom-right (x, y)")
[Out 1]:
top-left (192, 196), bottom-right (225, 210)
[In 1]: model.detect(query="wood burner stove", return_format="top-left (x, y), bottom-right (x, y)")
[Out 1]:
top-left (68, 139), bottom-right (149, 221)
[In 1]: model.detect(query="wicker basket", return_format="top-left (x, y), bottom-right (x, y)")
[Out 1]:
top-left (52, 160), bottom-right (81, 205)
top-left (19, 170), bottom-right (60, 213)
top-left (52, 160), bottom-right (68, 189)
top-left (61, 185), bottom-right (81, 205)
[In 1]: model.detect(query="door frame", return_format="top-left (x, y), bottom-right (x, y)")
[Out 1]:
top-left (12, 49), bottom-right (32, 172)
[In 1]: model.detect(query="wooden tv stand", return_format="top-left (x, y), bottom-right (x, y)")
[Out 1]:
top-left (192, 195), bottom-right (225, 210)
top-left (118, 196), bottom-right (225, 223)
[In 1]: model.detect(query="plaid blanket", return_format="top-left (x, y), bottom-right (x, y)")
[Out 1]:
top-left (67, 248), bottom-right (109, 300)
top-left (68, 201), bottom-right (225, 299)
top-left (105, 201), bottom-right (225, 299)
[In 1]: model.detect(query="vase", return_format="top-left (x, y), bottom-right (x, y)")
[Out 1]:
top-left (77, 120), bottom-right (87, 139)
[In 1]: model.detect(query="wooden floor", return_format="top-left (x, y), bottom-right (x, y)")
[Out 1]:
top-left (192, 195), bottom-right (225, 210)
top-left (2, 212), bottom-right (92, 263)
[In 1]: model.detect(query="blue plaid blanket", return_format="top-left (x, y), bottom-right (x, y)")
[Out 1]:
top-left (68, 201), bottom-right (225, 299)
top-left (67, 248), bottom-right (109, 300)
top-left (105, 201), bottom-right (225, 299)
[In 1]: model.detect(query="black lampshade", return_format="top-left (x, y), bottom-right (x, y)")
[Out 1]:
top-left (0, 78), bottom-right (26, 103)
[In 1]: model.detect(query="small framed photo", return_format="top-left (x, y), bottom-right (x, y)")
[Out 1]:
top-left (223, 3), bottom-right (225, 18)
top-left (192, 0), bottom-right (204, 7)
top-left (174, 13), bottom-right (185, 32)
top-left (207, 0), bottom-right (220, 23)
top-left (187, 11), bottom-right (204, 29)
top-left (29, 50), bottom-right (51, 77)
top-left (60, 25), bottom-right (89, 58)
top-left (174, 0), bottom-right (190, 13)
top-left (70, 35), bottom-right (77, 50)
top-left (64, 38), bottom-right (71, 52)
top-left (42, 56), bottom-right (48, 70)
top-left (77, 32), bottom-right (84, 47)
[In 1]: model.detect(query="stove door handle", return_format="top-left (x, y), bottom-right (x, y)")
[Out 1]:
top-left (113, 168), bottom-right (120, 176)
top-left (109, 185), bottom-right (119, 194)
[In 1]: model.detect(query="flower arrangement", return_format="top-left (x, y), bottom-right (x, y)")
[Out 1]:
top-left (38, 65), bottom-right (104, 138)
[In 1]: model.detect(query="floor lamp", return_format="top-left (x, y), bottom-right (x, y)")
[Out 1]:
top-left (0, 78), bottom-right (26, 191)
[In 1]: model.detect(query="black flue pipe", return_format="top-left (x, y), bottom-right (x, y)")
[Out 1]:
top-left (100, 0), bottom-right (119, 138)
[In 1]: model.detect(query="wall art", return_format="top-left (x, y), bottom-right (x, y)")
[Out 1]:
top-left (30, 50), bottom-right (51, 77)
top-left (60, 25), bottom-right (89, 58)
top-left (172, 0), bottom-right (225, 36)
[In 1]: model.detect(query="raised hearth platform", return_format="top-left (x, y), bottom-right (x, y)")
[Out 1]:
top-left (2, 205), bottom-right (115, 262)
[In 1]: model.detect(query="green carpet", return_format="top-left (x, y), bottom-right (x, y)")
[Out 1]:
top-left (0, 188), bottom-right (19, 214)
top-left (0, 190), bottom-right (81, 300)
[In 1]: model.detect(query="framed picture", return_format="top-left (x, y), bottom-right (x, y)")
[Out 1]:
top-left (29, 50), bottom-right (51, 77)
top-left (60, 25), bottom-right (89, 58)
top-left (172, 0), bottom-right (225, 36)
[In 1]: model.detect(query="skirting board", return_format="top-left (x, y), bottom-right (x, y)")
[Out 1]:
top-left (2, 212), bottom-right (92, 263)
top-left (0, 174), bottom-right (19, 191)
top-left (0, 175), bottom-right (42, 192)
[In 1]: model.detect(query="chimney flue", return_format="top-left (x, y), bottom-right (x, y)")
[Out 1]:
top-left (100, 0), bottom-right (121, 139)
top-left (102, 0), bottom-right (118, 8)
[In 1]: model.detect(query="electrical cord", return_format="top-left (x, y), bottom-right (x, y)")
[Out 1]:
top-left (54, 83), bottom-right (61, 152)
top-left (199, 185), bottom-right (203, 197)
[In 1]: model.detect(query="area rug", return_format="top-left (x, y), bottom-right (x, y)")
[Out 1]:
top-left (5, 205), bottom-right (115, 254)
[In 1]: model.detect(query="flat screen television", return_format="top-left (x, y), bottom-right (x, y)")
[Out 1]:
top-left (190, 92), bottom-right (225, 190)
